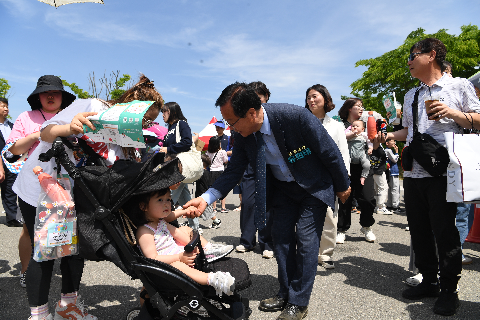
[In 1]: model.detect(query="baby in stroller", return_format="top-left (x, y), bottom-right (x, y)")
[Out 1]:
top-left (128, 187), bottom-right (236, 297)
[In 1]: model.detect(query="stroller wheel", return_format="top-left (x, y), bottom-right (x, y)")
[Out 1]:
top-left (126, 307), bottom-right (141, 320)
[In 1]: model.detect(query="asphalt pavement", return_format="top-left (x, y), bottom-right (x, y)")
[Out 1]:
top-left (1, 182), bottom-right (480, 320)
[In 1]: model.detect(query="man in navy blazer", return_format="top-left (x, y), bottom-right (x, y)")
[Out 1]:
top-left (186, 83), bottom-right (350, 320)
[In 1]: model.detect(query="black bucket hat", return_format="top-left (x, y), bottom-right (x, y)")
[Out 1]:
top-left (27, 75), bottom-right (76, 111)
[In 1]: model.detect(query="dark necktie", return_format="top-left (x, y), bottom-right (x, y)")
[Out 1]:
top-left (254, 131), bottom-right (267, 230)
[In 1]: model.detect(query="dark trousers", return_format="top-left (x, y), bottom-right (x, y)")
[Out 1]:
top-left (239, 170), bottom-right (273, 251)
top-left (403, 177), bottom-right (462, 290)
top-left (1, 163), bottom-right (18, 222)
top-left (337, 163), bottom-right (375, 232)
top-left (270, 179), bottom-right (326, 306)
top-left (20, 198), bottom-right (85, 307)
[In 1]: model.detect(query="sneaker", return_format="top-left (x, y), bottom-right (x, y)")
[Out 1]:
top-left (235, 244), bottom-right (253, 253)
top-left (209, 219), bottom-right (222, 229)
top-left (360, 227), bottom-right (376, 242)
top-left (54, 297), bottom-right (97, 320)
top-left (402, 281), bottom-right (440, 300)
top-left (376, 207), bottom-right (393, 215)
top-left (405, 273), bottom-right (423, 287)
top-left (205, 244), bottom-right (233, 263)
top-left (220, 209), bottom-right (229, 213)
top-left (393, 207), bottom-right (406, 214)
top-left (462, 257), bottom-right (473, 265)
top-left (208, 271), bottom-right (235, 296)
top-left (318, 258), bottom-right (335, 269)
top-left (20, 271), bottom-right (26, 288)
top-left (433, 290), bottom-right (460, 316)
top-left (336, 232), bottom-right (346, 244)
top-left (262, 250), bottom-right (274, 259)
top-left (29, 315), bottom-right (53, 320)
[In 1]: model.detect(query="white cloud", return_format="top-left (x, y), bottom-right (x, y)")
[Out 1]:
top-left (0, 0), bottom-right (36, 17)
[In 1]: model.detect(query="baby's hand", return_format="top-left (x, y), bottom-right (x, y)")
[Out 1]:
top-left (360, 177), bottom-right (365, 185)
top-left (367, 147), bottom-right (373, 155)
top-left (183, 206), bottom-right (200, 218)
top-left (179, 251), bottom-right (197, 267)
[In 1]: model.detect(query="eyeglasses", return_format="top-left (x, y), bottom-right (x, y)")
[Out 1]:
top-left (408, 51), bottom-right (429, 62)
top-left (352, 104), bottom-right (364, 110)
top-left (224, 117), bottom-right (241, 128)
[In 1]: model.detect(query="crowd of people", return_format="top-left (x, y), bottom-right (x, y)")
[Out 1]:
top-left (1, 37), bottom-right (480, 320)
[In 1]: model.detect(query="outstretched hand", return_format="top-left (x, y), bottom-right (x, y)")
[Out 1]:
top-left (183, 197), bottom-right (207, 217)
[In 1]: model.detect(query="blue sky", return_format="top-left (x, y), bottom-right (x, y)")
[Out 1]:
top-left (1, 0), bottom-right (479, 133)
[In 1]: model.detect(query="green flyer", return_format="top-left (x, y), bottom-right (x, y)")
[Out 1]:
top-left (83, 100), bottom-right (153, 147)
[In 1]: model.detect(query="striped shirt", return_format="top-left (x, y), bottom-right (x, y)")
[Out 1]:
top-left (403, 74), bottom-right (480, 178)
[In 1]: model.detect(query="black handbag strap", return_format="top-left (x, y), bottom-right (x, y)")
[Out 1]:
top-left (411, 88), bottom-right (421, 135)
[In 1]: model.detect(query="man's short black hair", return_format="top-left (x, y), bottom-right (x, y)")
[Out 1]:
top-left (215, 82), bottom-right (261, 118)
top-left (0, 97), bottom-right (8, 105)
top-left (410, 38), bottom-right (447, 67)
top-left (248, 81), bottom-right (270, 102)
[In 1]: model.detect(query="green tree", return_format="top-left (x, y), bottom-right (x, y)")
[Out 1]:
top-left (349, 24), bottom-right (480, 116)
top-left (62, 71), bottom-right (132, 101)
top-left (0, 78), bottom-right (11, 98)
top-left (61, 80), bottom-right (93, 99)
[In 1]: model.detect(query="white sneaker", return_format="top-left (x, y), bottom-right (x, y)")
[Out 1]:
top-left (318, 257), bottom-right (335, 269)
top-left (377, 207), bottom-right (393, 215)
top-left (54, 296), bottom-right (97, 320)
top-left (262, 250), bottom-right (274, 259)
top-left (360, 227), bottom-right (376, 242)
top-left (405, 273), bottom-right (423, 287)
top-left (204, 244), bottom-right (233, 263)
top-left (208, 271), bottom-right (235, 296)
top-left (336, 232), bottom-right (346, 244)
top-left (235, 244), bottom-right (253, 252)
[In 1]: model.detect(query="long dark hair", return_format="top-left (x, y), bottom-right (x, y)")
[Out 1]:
top-left (208, 136), bottom-right (221, 153)
top-left (338, 98), bottom-right (362, 121)
top-left (305, 84), bottom-right (335, 113)
top-left (163, 102), bottom-right (187, 123)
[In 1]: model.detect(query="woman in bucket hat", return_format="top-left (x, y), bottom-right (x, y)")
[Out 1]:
top-left (11, 75), bottom-right (163, 320)
top-left (6, 75), bottom-right (76, 293)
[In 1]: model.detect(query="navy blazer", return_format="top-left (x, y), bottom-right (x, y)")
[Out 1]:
top-left (211, 103), bottom-right (350, 209)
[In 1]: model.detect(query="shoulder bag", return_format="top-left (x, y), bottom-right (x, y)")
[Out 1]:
top-left (175, 120), bottom-right (203, 183)
top-left (401, 88), bottom-right (449, 176)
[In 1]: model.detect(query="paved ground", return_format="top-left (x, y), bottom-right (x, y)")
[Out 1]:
top-left (1, 182), bottom-right (480, 319)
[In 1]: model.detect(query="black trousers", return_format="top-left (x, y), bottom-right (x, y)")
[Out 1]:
top-left (403, 176), bottom-right (461, 290)
top-left (20, 198), bottom-right (85, 307)
top-left (1, 163), bottom-right (18, 222)
top-left (337, 163), bottom-right (375, 232)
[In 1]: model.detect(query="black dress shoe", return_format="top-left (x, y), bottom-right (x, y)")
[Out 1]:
top-left (6, 220), bottom-right (23, 227)
top-left (277, 303), bottom-right (308, 320)
top-left (258, 295), bottom-right (287, 312)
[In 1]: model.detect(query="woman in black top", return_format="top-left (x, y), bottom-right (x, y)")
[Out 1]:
top-left (160, 102), bottom-right (199, 231)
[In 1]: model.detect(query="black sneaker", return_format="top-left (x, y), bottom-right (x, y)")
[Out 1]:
top-left (402, 281), bottom-right (440, 300)
top-left (20, 271), bottom-right (26, 288)
top-left (209, 219), bottom-right (222, 229)
top-left (433, 290), bottom-right (460, 316)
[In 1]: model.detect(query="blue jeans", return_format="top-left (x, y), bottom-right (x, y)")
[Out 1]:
top-left (171, 182), bottom-right (198, 230)
top-left (456, 202), bottom-right (472, 259)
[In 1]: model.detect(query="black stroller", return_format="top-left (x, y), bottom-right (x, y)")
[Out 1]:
top-left (41, 138), bottom-right (252, 319)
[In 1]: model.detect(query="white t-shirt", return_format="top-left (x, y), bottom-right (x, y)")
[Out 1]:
top-left (13, 99), bottom-right (125, 206)
top-left (403, 75), bottom-right (480, 178)
top-left (206, 150), bottom-right (228, 171)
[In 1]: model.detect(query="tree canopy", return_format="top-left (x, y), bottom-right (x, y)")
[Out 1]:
top-left (0, 78), bottom-right (11, 98)
top-left (62, 71), bottom-right (132, 101)
top-left (349, 24), bottom-right (480, 116)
